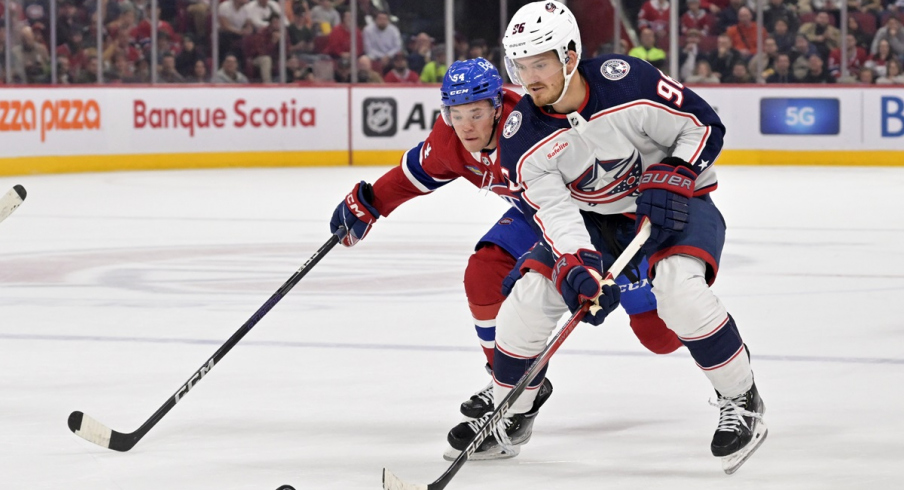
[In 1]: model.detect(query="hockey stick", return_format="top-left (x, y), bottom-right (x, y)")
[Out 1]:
top-left (0, 185), bottom-right (27, 224)
top-left (68, 229), bottom-right (345, 451)
top-left (383, 219), bottom-right (652, 490)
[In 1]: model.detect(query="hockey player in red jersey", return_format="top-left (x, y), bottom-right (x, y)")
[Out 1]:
top-left (329, 57), bottom-right (683, 460)
top-left (459, 0), bottom-right (767, 474)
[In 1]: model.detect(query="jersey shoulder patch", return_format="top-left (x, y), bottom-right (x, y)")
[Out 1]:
top-left (503, 110), bottom-right (523, 139)
top-left (600, 58), bottom-right (631, 80)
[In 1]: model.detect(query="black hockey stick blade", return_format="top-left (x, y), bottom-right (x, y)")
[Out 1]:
top-left (382, 221), bottom-right (652, 490)
top-left (68, 230), bottom-right (343, 451)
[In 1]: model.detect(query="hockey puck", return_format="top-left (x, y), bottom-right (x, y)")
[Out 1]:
top-left (276, 486), bottom-right (295, 490)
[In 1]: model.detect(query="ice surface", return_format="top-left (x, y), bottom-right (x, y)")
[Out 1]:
top-left (1, 166), bottom-right (902, 490)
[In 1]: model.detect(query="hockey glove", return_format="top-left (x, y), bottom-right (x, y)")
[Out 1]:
top-left (330, 181), bottom-right (380, 247)
top-left (501, 249), bottom-right (531, 297)
top-left (635, 157), bottom-right (696, 249)
top-left (552, 249), bottom-right (621, 326)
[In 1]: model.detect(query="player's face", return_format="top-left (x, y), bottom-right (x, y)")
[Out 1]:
top-left (449, 101), bottom-right (500, 152)
top-left (511, 51), bottom-right (565, 107)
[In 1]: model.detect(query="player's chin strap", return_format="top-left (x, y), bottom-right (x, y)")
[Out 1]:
top-left (481, 113), bottom-right (501, 151)
top-left (546, 56), bottom-right (578, 109)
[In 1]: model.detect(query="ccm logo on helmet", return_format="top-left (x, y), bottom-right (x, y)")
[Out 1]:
top-left (449, 89), bottom-right (470, 95)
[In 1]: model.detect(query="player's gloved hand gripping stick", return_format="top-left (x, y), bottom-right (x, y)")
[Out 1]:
top-left (68, 228), bottom-right (346, 451)
top-left (383, 219), bottom-right (653, 490)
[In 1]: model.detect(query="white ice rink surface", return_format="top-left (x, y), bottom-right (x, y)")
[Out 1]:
top-left (1, 166), bottom-right (902, 490)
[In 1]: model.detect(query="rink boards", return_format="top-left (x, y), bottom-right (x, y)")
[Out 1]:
top-left (0, 84), bottom-right (902, 176)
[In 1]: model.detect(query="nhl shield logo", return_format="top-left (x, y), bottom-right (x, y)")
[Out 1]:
top-left (363, 98), bottom-right (397, 137)
top-left (601, 59), bottom-right (630, 81)
top-left (503, 110), bottom-right (522, 139)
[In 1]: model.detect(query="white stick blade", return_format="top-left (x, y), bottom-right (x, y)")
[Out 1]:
top-left (382, 469), bottom-right (428, 490)
top-left (0, 186), bottom-right (27, 223)
top-left (72, 413), bottom-right (113, 448)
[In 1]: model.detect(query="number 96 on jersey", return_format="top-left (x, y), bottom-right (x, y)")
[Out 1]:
top-left (759, 98), bottom-right (840, 135)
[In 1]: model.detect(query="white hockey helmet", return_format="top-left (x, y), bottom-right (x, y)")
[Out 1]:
top-left (502, 1), bottom-right (582, 105)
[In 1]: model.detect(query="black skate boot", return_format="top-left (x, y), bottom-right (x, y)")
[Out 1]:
top-left (459, 381), bottom-right (494, 418)
top-left (711, 381), bottom-right (768, 474)
top-left (443, 378), bottom-right (553, 461)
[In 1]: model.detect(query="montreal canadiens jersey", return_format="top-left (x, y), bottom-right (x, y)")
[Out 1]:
top-left (369, 89), bottom-right (522, 217)
top-left (499, 55), bottom-right (725, 257)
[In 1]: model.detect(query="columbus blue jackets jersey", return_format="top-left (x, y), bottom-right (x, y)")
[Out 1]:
top-left (499, 55), bottom-right (725, 257)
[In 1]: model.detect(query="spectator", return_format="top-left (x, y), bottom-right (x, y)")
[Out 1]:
top-left (103, 28), bottom-right (141, 66)
top-left (186, 0), bottom-right (211, 40)
top-left (870, 17), bottom-right (904, 58)
top-left (876, 58), bottom-right (904, 84)
top-left (311, 0), bottom-right (341, 33)
top-left (187, 59), bottom-right (209, 83)
top-left (363, 10), bottom-right (401, 67)
top-left (828, 33), bottom-right (868, 80)
top-left (324, 9), bottom-right (363, 58)
top-left (56, 0), bottom-right (82, 48)
top-left (334, 53), bottom-right (352, 82)
top-left (356, 54), bottom-right (383, 83)
top-left (453, 32), bottom-right (469, 61)
top-left (288, 5), bottom-right (316, 56)
top-left (764, 0), bottom-right (799, 32)
top-left (799, 11), bottom-right (841, 59)
top-left (218, 0), bottom-right (252, 63)
top-left (109, 51), bottom-right (134, 81)
top-left (75, 54), bottom-right (100, 84)
top-left (772, 18), bottom-right (796, 53)
top-left (682, 0), bottom-right (716, 36)
top-left (865, 38), bottom-right (897, 78)
top-left (214, 54), bottom-right (250, 82)
top-left (716, 0), bottom-right (744, 34)
top-left (468, 38), bottom-right (488, 59)
top-left (708, 33), bottom-right (742, 79)
top-left (855, 66), bottom-right (875, 84)
top-left (790, 33), bottom-right (818, 78)
top-left (726, 7), bottom-right (768, 56)
top-left (686, 59), bottom-right (722, 83)
top-left (679, 28), bottom-right (704, 80)
top-left (723, 60), bottom-right (754, 82)
top-left (176, 35), bottom-right (204, 77)
top-left (158, 52), bottom-right (185, 83)
top-left (248, 14), bottom-right (282, 82)
top-left (809, 0), bottom-right (842, 22)
top-left (383, 51), bottom-right (420, 83)
top-left (420, 43), bottom-right (447, 82)
top-left (12, 25), bottom-right (51, 83)
top-left (638, 0), bottom-right (671, 38)
top-left (798, 53), bottom-right (836, 82)
top-left (58, 57), bottom-right (73, 84)
top-left (629, 27), bottom-right (667, 69)
top-left (766, 53), bottom-right (796, 82)
top-left (128, 58), bottom-right (152, 83)
top-left (286, 57), bottom-right (315, 82)
top-left (846, 15), bottom-right (873, 51)
top-left (407, 32), bottom-right (432, 74)
top-left (748, 36), bottom-right (780, 79)
top-left (242, 0), bottom-right (284, 32)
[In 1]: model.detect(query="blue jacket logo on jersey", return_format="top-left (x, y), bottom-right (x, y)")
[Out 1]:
top-left (567, 150), bottom-right (643, 205)
top-left (601, 59), bottom-right (630, 81)
top-left (503, 111), bottom-right (522, 138)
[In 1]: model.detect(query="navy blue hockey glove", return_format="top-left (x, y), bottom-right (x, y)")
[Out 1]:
top-left (551, 249), bottom-right (621, 326)
top-left (501, 249), bottom-right (531, 297)
top-left (330, 181), bottom-right (380, 247)
top-left (635, 157), bottom-right (696, 249)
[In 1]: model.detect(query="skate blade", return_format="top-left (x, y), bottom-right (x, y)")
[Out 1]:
top-left (722, 423), bottom-right (768, 475)
top-left (442, 444), bottom-right (520, 462)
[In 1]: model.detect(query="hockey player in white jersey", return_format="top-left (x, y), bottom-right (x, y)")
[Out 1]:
top-left (466, 0), bottom-right (767, 474)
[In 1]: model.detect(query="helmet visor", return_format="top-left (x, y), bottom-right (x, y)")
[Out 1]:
top-left (505, 54), bottom-right (564, 88)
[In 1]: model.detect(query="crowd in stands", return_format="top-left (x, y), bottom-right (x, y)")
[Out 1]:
top-left (1, 0), bottom-right (902, 85)
top-left (629, 0), bottom-right (904, 84)
top-left (0, 0), bottom-right (469, 84)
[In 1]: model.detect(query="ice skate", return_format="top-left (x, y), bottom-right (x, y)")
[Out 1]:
top-left (459, 380), bottom-right (494, 418)
top-left (443, 377), bottom-right (552, 461)
top-left (711, 381), bottom-right (768, 474)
